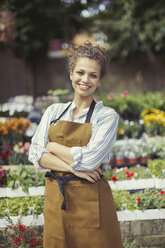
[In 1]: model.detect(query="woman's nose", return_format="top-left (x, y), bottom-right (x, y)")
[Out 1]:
top-left (82, 74), bottom-right (89, 83)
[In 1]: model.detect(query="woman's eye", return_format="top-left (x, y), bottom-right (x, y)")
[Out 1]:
top-left (77, 71), bottom-right (83, 75)
top-left (91, 74), bottom-right (97, 78)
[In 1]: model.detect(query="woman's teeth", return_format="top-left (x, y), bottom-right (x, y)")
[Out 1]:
top-left (79, 84), bottom-right (90, 89)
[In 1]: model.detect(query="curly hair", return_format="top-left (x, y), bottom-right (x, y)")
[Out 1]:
top-left (68, 41), bottom-right (108, 79)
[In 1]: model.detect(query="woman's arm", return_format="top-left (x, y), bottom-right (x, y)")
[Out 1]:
top-left (39, 152), bottom-right (102, 183)
top-left (46, 142), bottom-right (74, 164)
top-left (46, 111), bottom-right (119, 172)
top-left (39, 152), bottom-right (73, 172)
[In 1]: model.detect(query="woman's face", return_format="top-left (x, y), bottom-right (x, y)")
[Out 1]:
top-left (70, 57), bottom-right (101, 99)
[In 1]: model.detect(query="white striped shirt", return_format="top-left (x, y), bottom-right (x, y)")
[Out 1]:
top-left (28, 101), bottom-right (119, 172)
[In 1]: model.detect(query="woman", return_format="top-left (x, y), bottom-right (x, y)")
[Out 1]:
top-left (29, 41), bottom-right (123, 248)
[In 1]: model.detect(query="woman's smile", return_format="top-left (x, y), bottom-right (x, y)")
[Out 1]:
top-left (77, 83), bottom-right (91, 91)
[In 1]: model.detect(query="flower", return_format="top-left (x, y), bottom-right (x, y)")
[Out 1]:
top-left (19, 223), bottom-right (26, 232)
top-left (12, 236), bottom-right (22, 246)
top-left (126, 171), bottom-right (132, 178)
top-left (107, 93), bottom-right (115, 100)
top-left (0, 168), bottom-right (7, 176)
top-left (136, 197), bottom-right (142, 202)
top-left (158, 190), bottom-right (165, 195)
top-left (121, 90), bottom-right (128, 97)
top-left (4, 213), bottom-right (42, 247)
top-left (0, 118), bottom-right (31, 145)
top-left (111, 175), bottom-right (118, 181)
top-left (119, 128), bottom-right (125, 135)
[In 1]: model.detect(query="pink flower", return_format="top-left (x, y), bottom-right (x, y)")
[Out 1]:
top-left (19, 147), bottom-right (25, 154)
top-left (124, 167), bottom-right (128, 172)
top-left (136, 197), bottom-right (142, 202)
top-left (24, 142), bottom-right (30, 150)
top-left (111, 176), bottom-right (118, 181)
top-left (107, 93), bottom-right (115, 100)
top-left (121, 90), bottom-right (128, 97)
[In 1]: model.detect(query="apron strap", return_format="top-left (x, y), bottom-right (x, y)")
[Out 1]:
top-left (85, 99), bottom-right (96, 123)
top-left (45, 171), bottom-right (85, 210)
top-left (50, 99), bottom-right (96, 125)
top-left (50, 102), bottom-right (72, 124)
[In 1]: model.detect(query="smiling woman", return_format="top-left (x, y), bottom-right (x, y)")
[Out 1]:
top-left (29, 41), bottom-right (123, 248)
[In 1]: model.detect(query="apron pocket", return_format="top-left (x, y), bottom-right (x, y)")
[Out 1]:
top-left (64, 181), bottom-right (100, 229)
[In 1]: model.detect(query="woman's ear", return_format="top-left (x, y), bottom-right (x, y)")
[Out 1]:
top-left (70, 72), bottom-right (73, 80)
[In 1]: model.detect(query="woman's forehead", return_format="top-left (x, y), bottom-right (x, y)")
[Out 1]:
top-left (74, 57), bottom-right (101, 73)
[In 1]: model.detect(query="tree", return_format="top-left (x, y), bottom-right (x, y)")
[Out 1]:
top-left (0, 0), bottom-right (95, 61)
top-left (92, 0), bottom-right (165, 60)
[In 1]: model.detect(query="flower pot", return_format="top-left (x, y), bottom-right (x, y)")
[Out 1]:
top-left (127, 158), bottom-right (137, 165)
top-left (115, 158), bottom-right (125, 165)
top-left (140, 156), bottom-right (149, 163)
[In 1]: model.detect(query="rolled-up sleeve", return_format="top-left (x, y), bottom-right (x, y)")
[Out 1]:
top-left (28, 107), bottom-right (51, 169)
top-left (70, 111), bottom-right (119, 172)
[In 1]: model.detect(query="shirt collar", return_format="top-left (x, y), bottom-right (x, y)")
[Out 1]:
top-left (69, 100), bottom-right (103, 115)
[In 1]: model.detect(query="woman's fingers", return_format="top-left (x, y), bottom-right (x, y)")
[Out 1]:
top-left (73, 169), bottom-right (103, 183)
top-left (95, 167), bottom-right (103, 175)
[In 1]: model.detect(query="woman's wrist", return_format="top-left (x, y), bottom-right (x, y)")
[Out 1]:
top-left (46, 142), bottom-right (56, 154)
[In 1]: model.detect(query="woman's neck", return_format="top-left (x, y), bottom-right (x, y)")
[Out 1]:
top-left (72, 95), bottom-right (94, 120)
top-left (73, 95), bottom-right (94, 111)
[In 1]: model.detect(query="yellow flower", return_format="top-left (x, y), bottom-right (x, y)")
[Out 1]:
top-left (13, 144), bottom-right (19, 153)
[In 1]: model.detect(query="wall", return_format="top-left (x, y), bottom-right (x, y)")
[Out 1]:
top-left (0, 52), bottom-right (165, 103)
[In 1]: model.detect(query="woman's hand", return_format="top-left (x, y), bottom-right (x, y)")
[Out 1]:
top-left (73, 167), bottom-right (103, 183)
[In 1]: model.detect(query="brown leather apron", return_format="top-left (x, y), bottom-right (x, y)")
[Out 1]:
top-left (43, 101), bottom-right (123, 248)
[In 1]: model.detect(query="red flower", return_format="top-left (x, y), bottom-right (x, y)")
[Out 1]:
top-left (126, 171), bottom-right (131, 178)
top-left (130, 171), bottom-right (135, 177)
top-left (19, 223), bottom-right (26, 232)
top-left (111, 176), bottom-right (118, 181)
top-left (12, 236), bottom-right (22, 246)
top-left (30, 238), bottom-right (42, 248)
top-left (159, 190), bottom-right (165, 195)
top-left (113, 167), bottom-right (118, 170)
top-left (136, 197), bottom-right (142, 202)
top-left (126, 171), bottom-right (134, 178)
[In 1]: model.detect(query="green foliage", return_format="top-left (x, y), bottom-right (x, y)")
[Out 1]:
top-left (0, 196), bottom-right (44, 216)
top-left (104, 166), bottom-right (153, 181)
top-left (0, 0), bottom-right (97, 61)
top-left (112, 190), bottom-right (135, 211)
top-left (148, 159), bottom-right (165, 178)
top-left (117, 118), bottom-right (142, 139)
top-left (112, 188), bottom-right (165, 211)
top-left (8, 151), bottom-right (31, 166)
top-left (133, 189), bottom-right (165, 211)
top-left (123, 239), bottom-right (148, 248)
top-left (100, 91), bottom-right (165, 119)
top-left (7, 165), bottom-right (45, 193)
top-left (94, 0), bottom-right (165, 59)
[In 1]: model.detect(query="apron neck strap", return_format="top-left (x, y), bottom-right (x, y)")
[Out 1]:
top-left (50, 102), bottom-right (72, 124)
top-left (50, 100), bottom-right (96, 124)
top-left (85, 99), bottom-right (96, 123)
